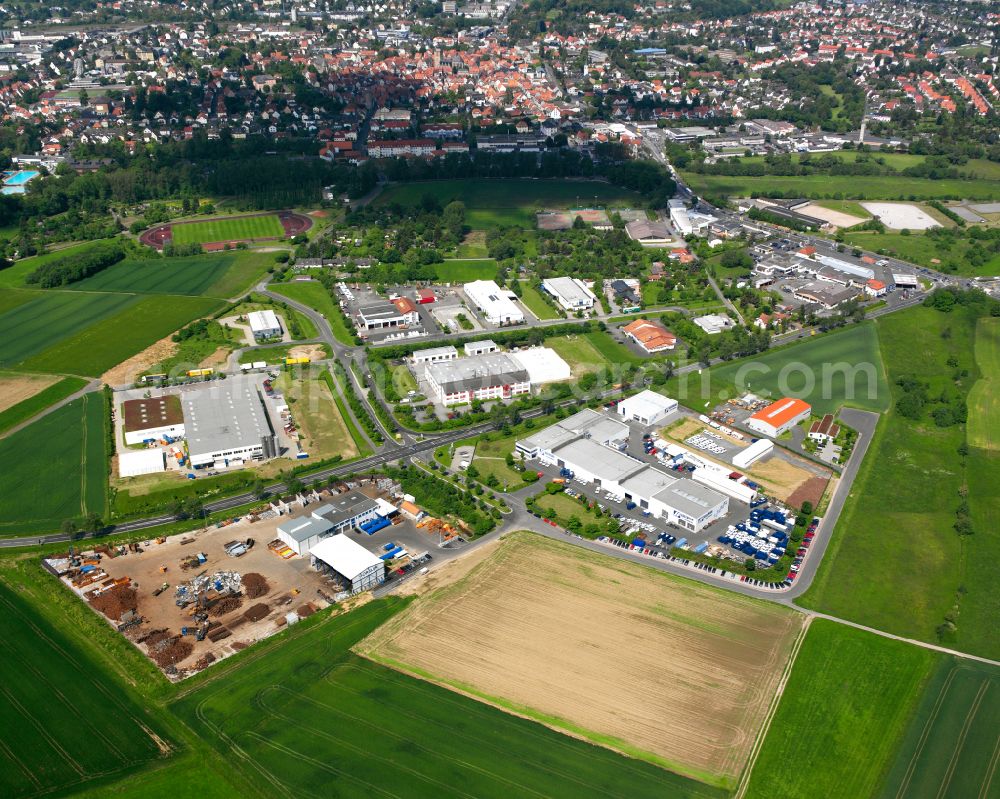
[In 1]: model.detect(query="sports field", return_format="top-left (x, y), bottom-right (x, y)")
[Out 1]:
top-left (170, 214), bottom-right (283, 245)
top-left (268, 281), bottom-right (355, 345)
top-left (358, 532), bottom-right (803, 787)
top-left (801, 305), bottom-right (1000, 660)
top-left (878, 656), bottom-right (1000, 799)
top-left (0, 290), bottom-right (137, 369)
top-left (20, 295), bottom-right (222, 376)
top-left (173, 597), bottom-right (719, 799)
top-left (967, 317), bottom-right (1000, 452)
top-left (744, 620), bottom-right (936, 799)
top-left (434, 258), bottom-right (498, 282)
top-left (681, 172), bottom-right (1000, 202)
top-left (71, 252), bottom-right (273, 298)
top-left (670, 323), bottom-right (890, 415)
top-left (0, 374), bottom-right (87, 434)
top-left (0, 582), bottom-right (169, 798)
top-left (375, 179), bottom-right (643, 228)
top-left (0, 394), bottom-right (107, 535)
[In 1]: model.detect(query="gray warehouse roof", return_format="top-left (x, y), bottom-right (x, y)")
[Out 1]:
top-left (427, 352), bottom-right (529, 394)
top-left (621, 465), bottom-right (676, 499)
top-left (277, 515), bottom-right (333, 543)
top-left (551, 438), bottom-right (644, 483)
top-left (182, 383), bottom-right (274, 457)
top-left (655, 481), bottom-right (727, 519)
top-left (313, 490), bottom-right (379, 528)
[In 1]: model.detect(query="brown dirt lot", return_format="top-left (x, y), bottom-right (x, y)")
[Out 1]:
top-left (0, 374), bottom-right (60, 413)
top-left (288, 344), bottom-right (326, 361)
top-left (101, 334), bottom-right (179, 387)
top-left (356, 531), bottom-right (804, 785)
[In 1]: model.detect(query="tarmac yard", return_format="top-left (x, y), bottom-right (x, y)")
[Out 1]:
top-left (357, 531), bottom-right (804, 787)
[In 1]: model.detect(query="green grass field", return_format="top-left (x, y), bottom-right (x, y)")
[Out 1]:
top-left (172, 598), bottom-right (719, 799)
top-left (71, 252), bottom-right (274, 297)
top-left (170, 214), bottom-right (283, 245)
top-left (0, 393), bottom-right (106, 535)
top-left (0, 241), bottom-right (114, 289)
top-left (236, 341), bottom-right (332, 365)
top-left (518, 281), bottom-right (561, 319)
top-left (967, 317), bottom-right (1000, 452)
top-left (0, 375), bottom-right (87, 434)
top-left (877, 656), bottom-right (1000, 799)
top-left (842, 231), bottom-right (1000, 276)
top-left (668, 323), bottom-right (890, 415)
top-left (745, 620), bottom-right (936, 799)
top-left (434, 259), bottom-right (498, 282)
top-left (0, 287), bottom-right (38, 315)
top-left (800, 305), bottom-right (1000, 660)
top-left (20, 295), bottom-right (222, 376)
top-left (546, 333), bottom-right (611, 375)
top-left (0, 290), bottom-right (138, 370)
top-left (72, 751), bottom-right (242, 799)
top-left (720, 152), bottom-right (1000, 182)
top-left (682, 172), bottom-right (1000, 201)
top-left (376, 179), bottom-right (644, 228)
top-left (0, 581), bottom-right (170, 798)
top-left (268, 281), bottom-right (355, 345)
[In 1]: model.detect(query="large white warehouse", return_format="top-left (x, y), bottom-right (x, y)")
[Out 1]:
top-left (541, 276), bottom-right (596, 311)
top-left (517, 410), bottom-right (729, 533)
top-left (617, 390), bottom-right (678, 426)
top-left (463, 280), bottom-right (524, 326)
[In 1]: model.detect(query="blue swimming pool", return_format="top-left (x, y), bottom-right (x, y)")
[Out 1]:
top-left (3, 170), bottom-right (39, 186)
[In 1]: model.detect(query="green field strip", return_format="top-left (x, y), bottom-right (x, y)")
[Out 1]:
top-left (0, 291), bottom-right (138, 368)
top-left (71, 254), bottom-right (243, 296)
top-left (744, 620), bottom-right (936, 799)
top-left (19, 295), bottom-right (222, 376)
top-left (268, 281), bottom-right (355, 345)
top-left (0, 375), bottom-right (87, 434)
top-left (967, 317), bottom-right (1000, 452)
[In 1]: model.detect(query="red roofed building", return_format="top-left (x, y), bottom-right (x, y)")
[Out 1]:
top-left (747, 398), bottom-right (811, 438)
top-left (623, 318), bottom-right (677, 353)
top-left (865, 279), bottom-right (887, 297)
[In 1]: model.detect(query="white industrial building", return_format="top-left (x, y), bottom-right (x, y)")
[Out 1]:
top-left (692, 467), bottom-right (757, 504)
top-left (118, 448), bottom-right (166, 478)
top-left (693, 314), bottom-right (734, 335)
top-left (309, 534), bottom-right (385, 594)
top-left (892, 273), bottom-right (919, 289)
top-left (732, 438), bottom-right (774, 469)
top-left (275, 490), bottom-right (382, 556)
top-left (541, 276), bottom-right (596, 311)
top-left (516, 410), bottom-right (729, 532)
top-left (247, 309), bottom-right (282, 341)
top-left (616, 390), bottom-right (678, 426)
top-left (412, 345), bottom-right (458, 365)
top-left (464, 339), bottom-right (498, 356)
top-left (122, 396), bottom-right (186, 446)
top-left (182, 383), bottom-right (277, 468)
top-left (425, 352), bottom-right (530, 406)
top-left (509, 347), bottom-right (571, 384)
top-left (463, 280), bottom-right (524, 326)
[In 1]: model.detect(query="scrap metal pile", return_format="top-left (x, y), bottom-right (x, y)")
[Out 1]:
top-left (174, 571), bottom-right (243, 607)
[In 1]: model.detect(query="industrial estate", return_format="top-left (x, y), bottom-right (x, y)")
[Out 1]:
top-left (0, 0), bottom-right (998, 797)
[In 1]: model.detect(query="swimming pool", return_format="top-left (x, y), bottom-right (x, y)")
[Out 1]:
top-left (3, 170), bottom-right (39, 186)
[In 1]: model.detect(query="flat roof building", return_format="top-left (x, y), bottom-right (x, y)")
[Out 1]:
top-left (541, 277), bottom-right (596, 310)
top-left (692, 314), bottom-right (734, 335)
top-left (118, 448), bottom-right (167, 478)
top-left (425, 352), bottom-right (530, 406)
top-left (616, 390), bottom-right (678, 426)
top-left (122, 395), bottom-right (186, 445)
top-left (276, 490), bottom-right (381, 555)
top-left (463, 280), bottom-right (524, 326)
top-left (182, 383), bottom-right (277, 468)
top-left (356, 301), bottom-right (413, 332)
top-left (464, 339), bottom-right (498, 357)
top-left (509, 347), bottom-right (571, 384)
top-left (412, 345), bottom-right (458, 365)
top-left (247, 309), bottom-right (282, 341)
top-left (516, 408), bottom-right (629, 459)
top-left (747, 398), bottom-right (811, 439)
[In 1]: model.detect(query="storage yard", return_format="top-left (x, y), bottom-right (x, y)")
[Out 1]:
top-left (357, 531), bottom-right (804, 785)
top-left (43, 481), bottom-right (433, 679)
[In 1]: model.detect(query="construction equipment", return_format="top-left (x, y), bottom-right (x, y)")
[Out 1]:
top-left (152, 582), bottom-right (170, 597)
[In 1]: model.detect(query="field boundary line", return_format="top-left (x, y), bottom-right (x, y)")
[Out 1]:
top-left (0, 734), bottom-right (42, 791)
top-left (978, 725), bottom-right (1000, 799)
top-left (734, 615), bottom-right (812, 799)
top-left (0, 682), bottom-right (85, 776)
top-left (256, 685), bottom-right (487, 799)
top-left (935, 679), bottom-right (989, 799)
top-left (894, 665), bottom-right (960, 799)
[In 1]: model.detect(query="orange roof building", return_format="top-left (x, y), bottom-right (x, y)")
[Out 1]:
top-left (623, 318), bottom-right (677, 353)
top-left (746, 398), bottom-right (811, 438)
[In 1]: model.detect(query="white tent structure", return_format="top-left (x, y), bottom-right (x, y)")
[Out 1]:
top-left (118, 449), bottom-right (166, 478)
top-left (510, 347), bottom-right (571, 384)
top-left (309, 534), bottom-right (385, 593)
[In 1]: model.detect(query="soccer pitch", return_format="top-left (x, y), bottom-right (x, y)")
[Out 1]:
top-left (171, 214), bottom-right (284, 245)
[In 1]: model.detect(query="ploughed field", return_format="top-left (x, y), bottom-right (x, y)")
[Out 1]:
top-left (356, 531), bottom-right (804, 787)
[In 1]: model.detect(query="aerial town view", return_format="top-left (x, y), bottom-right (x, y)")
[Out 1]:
top-left (0, 0), bottom-right (998, 795)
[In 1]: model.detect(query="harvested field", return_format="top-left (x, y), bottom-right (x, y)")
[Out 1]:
top-left (99, 333), bottom-right (178, 387)
top-left (0, 373), bottom-right (60, 413)
top-left (357, 531), bottom-right (804, 787)
top-left (750, 457), bottom-right (822, 503)
top-left (787, 475), bottom-right (829, 510)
